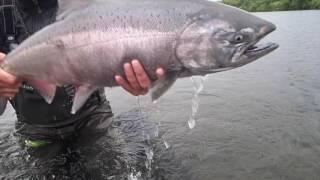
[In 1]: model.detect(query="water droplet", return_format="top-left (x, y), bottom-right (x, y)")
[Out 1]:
top-left (144, 146), bottom-right (154, 171)
top-left (25, 154), bottom-right (31, 161)
top-left (128, 172), bottom-right (141, 180)
top-left (163, 140), bottom-right (170, 149)
top-left (187, 76), bottom-right (206, 129)
top-left (107, 175), bottom-right (115, 180)
top-left (154, 126), bottom-right (159, 137)
top-left (188, 118), bottom-right (196, 129)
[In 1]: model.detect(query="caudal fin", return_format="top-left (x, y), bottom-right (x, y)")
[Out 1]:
top-left (0, 97), bottom-right (7, 115)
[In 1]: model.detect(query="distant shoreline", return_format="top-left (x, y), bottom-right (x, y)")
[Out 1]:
top-left (221, 0), bottom-right (320, 12)
top-left (250, 9), bottom-right (320, 13)
top-left (247, 9), bottom-right (320, 12)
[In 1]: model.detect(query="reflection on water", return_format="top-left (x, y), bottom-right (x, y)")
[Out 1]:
top-left (1, 10), bottom-right (320, 180)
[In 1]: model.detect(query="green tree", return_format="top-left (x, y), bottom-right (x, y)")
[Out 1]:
top-left (310, 0), bottom-right (320, 8)
top-left (221, 0), bottom-right (320, 11)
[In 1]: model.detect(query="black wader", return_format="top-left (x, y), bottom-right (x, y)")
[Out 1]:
top-left (0, 0), bottom-right (114, 156)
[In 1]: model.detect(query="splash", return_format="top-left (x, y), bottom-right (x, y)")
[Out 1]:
top-left (154, 125), bottom-right (159, 137)
top-left (136, 96), bottom-right (145, 142)
top-left (163, 140), bottom-right (170, 149)
top-left (136, 96), bottom-right (155, 178)
top-left (188, 76), bottom-right (207, 129)
top-left (128, 171), bottom-right (142, 180)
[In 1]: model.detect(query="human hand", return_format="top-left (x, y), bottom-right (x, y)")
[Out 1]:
top-left (115, 59), bottom-right (165, 96)
top-left (0, 52), bottom-right (21, 98)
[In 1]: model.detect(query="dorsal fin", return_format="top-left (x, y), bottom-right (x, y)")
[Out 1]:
top-left (57, 0), bottom-right (93, 20)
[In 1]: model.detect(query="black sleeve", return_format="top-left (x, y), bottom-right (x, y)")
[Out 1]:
top-left (16, 0), bottom-right (58, 17)
top-left (0, 0), bottom-right (58, 52)
top-left (16, 0), bottom-right (58, 40)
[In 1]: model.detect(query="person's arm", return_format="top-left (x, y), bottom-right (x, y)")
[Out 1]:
top-left (0, 53), bottom-right (21, 98)
top-left (115, 59), bottom-right (165, 96)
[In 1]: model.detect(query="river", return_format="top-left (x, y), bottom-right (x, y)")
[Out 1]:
top-left (1, 10), bottom-right (320, 180)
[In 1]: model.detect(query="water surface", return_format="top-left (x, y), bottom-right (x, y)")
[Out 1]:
top-left (1, 10), bottom-right (320, 180)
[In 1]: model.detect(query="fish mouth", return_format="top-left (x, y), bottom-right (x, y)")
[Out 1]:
top-left (243, 42), bottom-right (279, 59)
top-left (231, 41), bottom-right (278, 68)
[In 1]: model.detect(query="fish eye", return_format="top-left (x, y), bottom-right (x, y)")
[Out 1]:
top-left (234, 35), bottom-right (244, 42)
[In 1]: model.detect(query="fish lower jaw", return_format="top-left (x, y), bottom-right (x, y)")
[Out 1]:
top-left (243, 42), bottom-right (279, 58)
top-left (231, 42), bottom-right (278, 66)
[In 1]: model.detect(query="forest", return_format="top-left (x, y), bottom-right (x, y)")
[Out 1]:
top-left (221, 0), bottom-right (320, 11)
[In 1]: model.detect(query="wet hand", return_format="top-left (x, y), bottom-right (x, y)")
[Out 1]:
top-left (115, 59), bottom-right (165, 96)
top-left (0, 52), bottom-right (21, 98)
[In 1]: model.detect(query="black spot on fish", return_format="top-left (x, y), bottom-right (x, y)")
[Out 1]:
top-left (54, 39), bottom-right (65, 50)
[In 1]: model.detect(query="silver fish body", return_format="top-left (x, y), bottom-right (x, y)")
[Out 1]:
top-left (0, 0), bottom-right (279, 114)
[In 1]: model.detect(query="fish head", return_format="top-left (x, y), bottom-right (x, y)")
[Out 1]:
top-left (176, 3), bottom-right (278, 76)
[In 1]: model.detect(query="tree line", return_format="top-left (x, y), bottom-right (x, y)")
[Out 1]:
top-left (222, 0), bottom-right (320, 11)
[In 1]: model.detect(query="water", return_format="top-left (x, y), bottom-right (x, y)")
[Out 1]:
top-left (188, 76), bottom-right (207, 129)
top-left (1, 10), bottom-right (320, 179)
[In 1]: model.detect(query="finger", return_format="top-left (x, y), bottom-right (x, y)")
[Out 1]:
top-left (1, 93), bottom-right (16, 98)
top-left (140, 89), bottom-right (149, 95)
top-left (0, 88), bottom-right (18, 97)
top-left (0, 80), bottom-right (21, 88)
top-left (124, 63), bottom-right (142, 90)
top-left (156, 67), bottom-right (166, 80)
top-left (0, 52), bottom-right (6, 62)
top-left (131, 60), bottom-right (151, 89)
top-left (0, 88), bottom-right (19, 94)
top-left (0, 52), bottom-right (20, 86)
top-left (115, 75), bottom-right (139, 96)
top-left (0, 70), bottom-right (20, 85)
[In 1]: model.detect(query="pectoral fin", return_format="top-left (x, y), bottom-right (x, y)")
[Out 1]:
top-left (28, 80), bottom-right (57, 104)
top-left (71, 85), bottom-right (98, 114)
top-left (0, 97), bottom-right (7, 115)
top-left (150, 72), bottom-right (178, 102)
